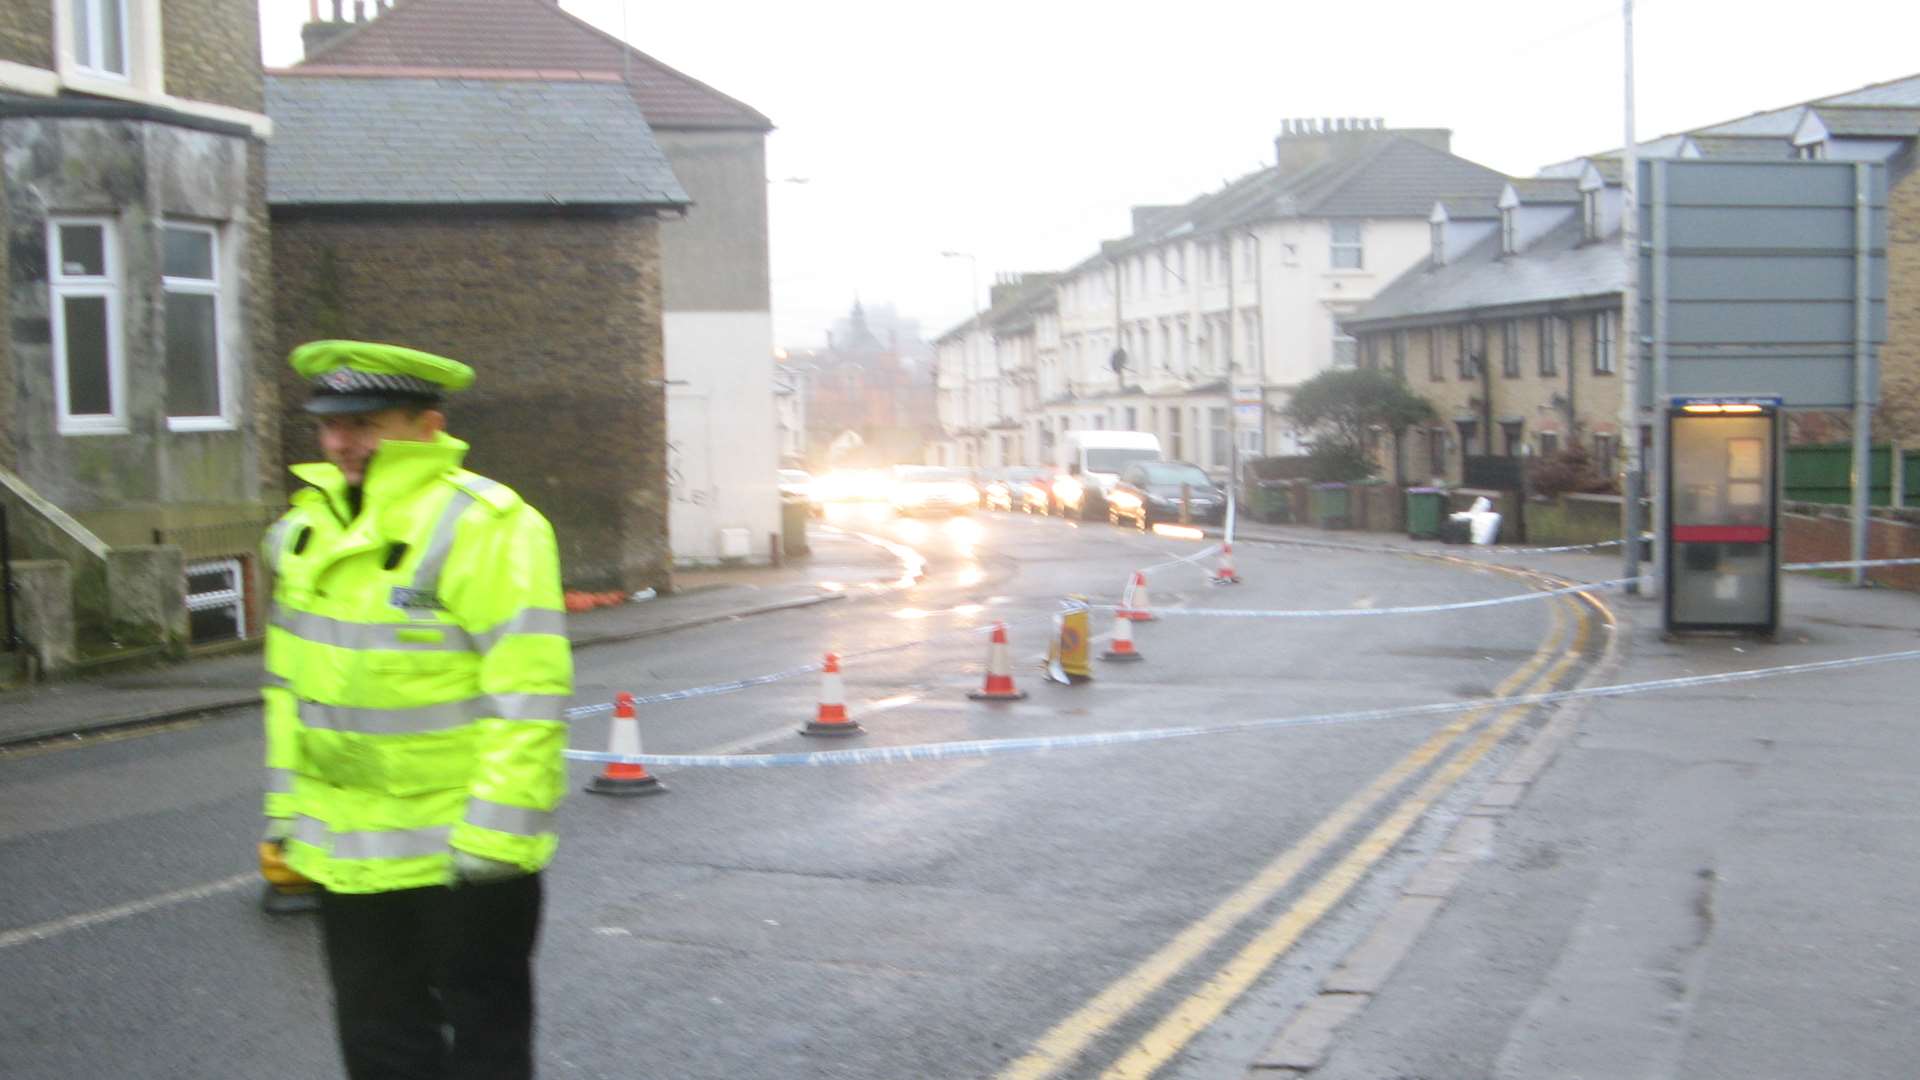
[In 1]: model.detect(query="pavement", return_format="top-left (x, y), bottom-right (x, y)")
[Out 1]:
top-left (1210, 518), bottom-right (1920, 1078)
top-left (0, 524), bottom-right (905, 748)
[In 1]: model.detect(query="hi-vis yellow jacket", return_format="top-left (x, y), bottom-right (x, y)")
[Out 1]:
top-left (262, 433), bottom-right (572, 894)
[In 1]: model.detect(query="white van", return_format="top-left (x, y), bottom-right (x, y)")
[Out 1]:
top-left (1052, 430), bottom-right (1164, 519)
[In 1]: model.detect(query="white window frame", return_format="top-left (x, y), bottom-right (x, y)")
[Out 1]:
top-left (1500, 207), bottom-right (1518, 255)
top-left (68, 0), bottom-right (132, 80)
top-left (185, 556), bottom-right (248, 641)
top-left (1581, 189), bottom-right (1601, 242)
top-left (1333, 333), bottom-right (1359, 368)
top-left (48, 216), bottom-right (128, 435)
top-left (1329, 221), bottom-right (1364, 270)
top-left (162, 221), bottom-right (235, 432)
top-left (1593, 311), bottom-right (1617, 375)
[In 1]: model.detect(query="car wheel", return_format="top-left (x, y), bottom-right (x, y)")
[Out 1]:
top-left (1136, 509), bottom-right (1149, 532)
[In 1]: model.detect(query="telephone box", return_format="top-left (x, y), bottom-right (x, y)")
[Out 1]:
top-left (1664, 397), bottom-right (1782, 635)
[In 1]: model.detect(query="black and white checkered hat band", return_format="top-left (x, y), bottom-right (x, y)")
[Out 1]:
top-left (313, 368), bottom-right (441, 397)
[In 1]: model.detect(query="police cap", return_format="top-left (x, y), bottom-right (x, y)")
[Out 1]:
top-left (291, 340), bottom-right (475, 416)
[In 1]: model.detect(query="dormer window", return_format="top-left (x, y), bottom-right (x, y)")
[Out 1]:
top-left (1496, 185), bottom-right (1521, 256)
top-left (1428, 203), bottom-right (1448, 269)
top-left (1795, 141), bottom-right (1827, 161)
top-left (1582, 188), bottom-right (1600, 241)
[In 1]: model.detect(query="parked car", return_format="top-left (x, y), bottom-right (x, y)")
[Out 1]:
top-left (985, 467), bottom-right (1047, 511)
top-left (1019, 469), bottom-right (1058, 515)
top-left (889, 466), bottom-right (978, 515)
top-left (1053, 430), bottom-right (1165, 519)
top-left (1106, 461), bottom-right (1227, 529)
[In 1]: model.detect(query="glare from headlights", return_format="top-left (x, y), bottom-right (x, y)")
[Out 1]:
top-left (1151, 523), bottom-right (1205, 540)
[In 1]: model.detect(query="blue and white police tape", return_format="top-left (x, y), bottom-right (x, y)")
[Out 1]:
top-left (561, 646), bottom-right (1920, 769)
top-left (1106, 577), bottom-right (1632, 619)
top-left (562, 614), bottom-right (1045, 720)
top-left (1494, 538), bottom-right (1626, 554)
top-left (1784, 556), bottom-right (1920, 571)
top-left (1138, 543), bottom-right (1222, 575)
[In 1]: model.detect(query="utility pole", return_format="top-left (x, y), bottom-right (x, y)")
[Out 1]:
top-left (1619, 0), bottom-right (1645, 592)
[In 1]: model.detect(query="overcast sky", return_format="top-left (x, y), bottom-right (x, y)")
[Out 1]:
top-left (259, 0), bottom-right (1920, 351)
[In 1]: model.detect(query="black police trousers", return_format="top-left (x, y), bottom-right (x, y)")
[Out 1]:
top-left (319, 874), bottom-right (543, 1080)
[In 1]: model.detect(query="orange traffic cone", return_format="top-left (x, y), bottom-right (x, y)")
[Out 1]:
top-left (1119, 571), bottom-right (1157, 621)
top-left (969, 622), bottom-right (1029, 701)
top-left (1212, 542), bottom-right (1241, 585)
top-left (1101, 612), bottom-right (1145, 662)
top-left (801, 653), bottom-right (864, 736)
top-left (586, 692), bottom-right (664, 796)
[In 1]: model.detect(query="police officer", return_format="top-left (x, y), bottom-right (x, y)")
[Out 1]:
top-left (259, 341), bottom-right (572, 1080)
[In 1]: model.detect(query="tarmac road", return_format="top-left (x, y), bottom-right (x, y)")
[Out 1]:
top-left (0, 503), bottom-right (1603, 1079)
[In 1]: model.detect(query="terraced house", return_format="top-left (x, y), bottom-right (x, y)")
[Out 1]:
top-left (934, 119), bottom-right (1510, 476)
top-left (1344, 72), bottom-right (1920, 487)
top-left (1, 0), bottom-right (277, 676)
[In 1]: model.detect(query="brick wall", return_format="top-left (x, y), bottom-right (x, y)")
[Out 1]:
top-left (1782, 502), bottom-right (1920, 592)
top-left (162, 0), bottom-right (265, 112)
top-left (1880, 169), bottom-right (1919, 443)
top-left (0, 0), bottom-right (52, 70)
top-left (271, 208), bottom-right (671, 592)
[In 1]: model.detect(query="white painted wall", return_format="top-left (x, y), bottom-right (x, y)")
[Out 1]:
top-left (665, 311), bottom-right (779, 564)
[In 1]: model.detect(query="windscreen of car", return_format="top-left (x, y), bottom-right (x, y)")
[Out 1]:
top-left (894, 467), bottom-right (969, 483)
top-left (1136, 463), bottom-right (1214, 492)
top-left (1085, 448), bottom-right (1162, 474)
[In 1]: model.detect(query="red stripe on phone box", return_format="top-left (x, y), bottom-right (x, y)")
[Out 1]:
top-left (1672, 525), bottom-right (1772, 544)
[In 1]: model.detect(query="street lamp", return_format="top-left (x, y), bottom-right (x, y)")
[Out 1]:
top-left (939, 250), bottom-right (980, 319)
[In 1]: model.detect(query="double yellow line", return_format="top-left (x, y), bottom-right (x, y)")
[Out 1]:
top-left (998, 589), bottom-right (1596, 1080)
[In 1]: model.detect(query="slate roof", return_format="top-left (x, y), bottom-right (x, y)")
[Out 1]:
top-left (265, 74), bottom-right (690, 207)
top-left (1809, 106), bottom-right (1920, 138)
top-left (1092, 135), bottom-right (1509, 262)
top-left (1344, 214), bottom-right (1624, 329)
top-left (1509, 177), bottom-right (1579, 203)
top-left (299, 0), bottom-right (770, 131)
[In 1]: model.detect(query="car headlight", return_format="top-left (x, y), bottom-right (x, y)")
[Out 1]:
top-left (1052, 476), bottom-right (1083, 503)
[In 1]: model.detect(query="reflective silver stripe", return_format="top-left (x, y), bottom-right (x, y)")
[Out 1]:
top-left (292, 814), bottom-right (330, 848)
top-left (411, 491), bottom-right (478, 592)
top-left (458, 474), bottom-right (505, 498)
top-left (291, 816), bottom-right (452, 859)
top-left (300, 698), bottom-right (480, 735)
top-left (484, 693), bottom-right (568, 723)
top-left (471, 607), bottom-right (569, 653)
top-left (263, 673), bottom-right (292, 691)
top-left (266, 767), bottom-right (295, 794)
top-left (332, 825), bottom-right (452, 861)
top-left (270, 609), bottom-right (475, 652)
top-left (263, 518), bottom-right (293, 572)
top-left (464, 798), bottom-right (553, 837)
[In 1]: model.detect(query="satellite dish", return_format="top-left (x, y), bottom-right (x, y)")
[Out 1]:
top-left (1109, 348), bottom-right (1128, 375)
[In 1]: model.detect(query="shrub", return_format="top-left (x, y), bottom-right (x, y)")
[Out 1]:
top-left (1528, 446), bottom-right (1616, 497)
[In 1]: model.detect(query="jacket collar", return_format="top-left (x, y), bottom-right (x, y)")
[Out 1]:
top-left (290, 433), bottom-right (470, 522)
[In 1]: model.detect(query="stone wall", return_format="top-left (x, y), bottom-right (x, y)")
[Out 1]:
top-left (271, 208), bottom-right (672, 592)
top-left (162, 0), bottom-right (266, 113)
top-left (1, 114), bottom-right (275, 542)
top-left (1363, 305), bottom-right (1622, 487)
top-left (0, 0), bottom-right (52, 70)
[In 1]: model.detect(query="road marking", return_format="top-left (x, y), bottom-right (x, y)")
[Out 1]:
top-left (1097, 599), bottom-right (1593, 1079)
top-left (0, 872), bottom-right (256, 952)
top-left (993, 602), bottom-right (1575, 1080)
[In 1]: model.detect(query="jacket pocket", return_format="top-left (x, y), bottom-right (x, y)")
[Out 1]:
top-left (300, 728), bottom-right (474, 797)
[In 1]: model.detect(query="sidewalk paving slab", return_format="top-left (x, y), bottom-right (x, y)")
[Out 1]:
top-left (1215, 520), bottom-right (1920, 1080)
